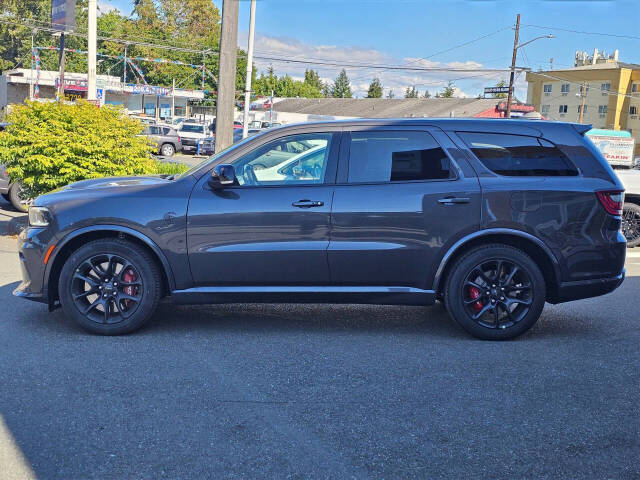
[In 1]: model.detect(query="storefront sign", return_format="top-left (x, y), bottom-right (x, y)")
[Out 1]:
top-left (496, 102), bottom-right (535, 113)
top-left (51, 0), bottom-right (76, 32)
top-left (130, 84), bottom-right (170, 96)
top-left (484, 86), bottom-right (510, 95)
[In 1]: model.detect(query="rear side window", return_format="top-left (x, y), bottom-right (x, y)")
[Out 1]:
top-left (458, 132), bottom-right (579, 177)
top-left (348, 131), bottom-right (452, 183)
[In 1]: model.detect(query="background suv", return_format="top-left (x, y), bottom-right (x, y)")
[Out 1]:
top-left (15, 119), bottom-right (626, 340)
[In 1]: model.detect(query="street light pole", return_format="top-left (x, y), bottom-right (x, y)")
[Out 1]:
top-left (506, 14), bottom-right (520, 119)
top-left (242, 0), bottom-right (257, 139)
top-left (87, 0), bottom-right (97, 101)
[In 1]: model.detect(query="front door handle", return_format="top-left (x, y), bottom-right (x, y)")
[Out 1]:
top-left (292, 199), bottom-right (324, 208)
top-left (438, 197), bottom-right (470, 205)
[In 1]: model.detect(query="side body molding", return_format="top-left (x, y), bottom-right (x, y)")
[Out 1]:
top-left (432, 228), bottom-right (561, 292)
top-left (45, 225), bottom-right (176, 291)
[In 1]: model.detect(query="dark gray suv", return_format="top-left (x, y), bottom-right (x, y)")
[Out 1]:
top-left (14, 119), bottom-right (626, 339)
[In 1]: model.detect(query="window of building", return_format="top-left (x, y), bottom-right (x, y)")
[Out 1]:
top-left (601, 83), bottom-right (611, 94)
top-left (541, 105), bottom-right (550, 114)
top-left (561, 84), bottom-right (570, 93)
top-left (458, 132), bottom-right (579, 177)
top-left (598, 105), bottom-right (608, 114)
top-left (632, 84), bottom-right (639, 93)
top-left (579, 84), bottom-right (590, 94)
top-left (631, 106), bottom-right (638, 116)
top-left (559, 105), bottom-right (568, 114)
top-left (347, 131), bottom-right (452, 183)
top-left (543, 84), bottom-right (552, 93)
top-left (577, 105), bottom-right (588, 114)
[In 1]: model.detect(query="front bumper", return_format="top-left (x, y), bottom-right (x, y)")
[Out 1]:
top-left (551, 270), bottom-right (625, 304)
top-left (13, 227), bottom-right (49, 304)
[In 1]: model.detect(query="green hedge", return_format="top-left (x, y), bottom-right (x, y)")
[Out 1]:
top-left (0, 100), bottom-right (156, 199)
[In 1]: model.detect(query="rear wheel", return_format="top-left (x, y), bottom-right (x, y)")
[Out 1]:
top-left (444, 244), bottom-right (546, 340)
top-left (160, 143), bottom-right (175, 156)
top-left (58, 238), bottom-right (161, 335)
top-left (622, 202), bottom-right (640, 248)
top-left (8, 182), bottom-right (28, 212)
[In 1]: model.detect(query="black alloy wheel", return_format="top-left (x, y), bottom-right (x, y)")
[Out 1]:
top-left (622, 202), bottom-right (640, 248)
top-left (462, 259), bottom-right (532, 330)
top-left (59, 238), bottom-right (161, 335)
top-left (70, 253), bottom-right (143, 324)
top-left (444, 244), bottom-right (546, 340)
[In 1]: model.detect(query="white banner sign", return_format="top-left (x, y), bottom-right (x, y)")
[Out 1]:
top-left (587, 135), bottom-right (636, 167)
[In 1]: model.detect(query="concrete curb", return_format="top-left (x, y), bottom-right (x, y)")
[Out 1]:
top-left (4, 216), bottom-right (27, 236)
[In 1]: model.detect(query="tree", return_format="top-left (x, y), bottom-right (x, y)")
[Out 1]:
top-left (366, 78), bottom-right (383, 98)
top-left (386, 89), bottom-right (395, 99)
top-left (304, 69), bottom-right (324, 94)
top-left (423, 90), bottom-right (431, 98)
top-left (0, 101), bottom-right (156, 199)
top-left (404, 86), bottom-right (419, 98)
top-left (253, 68), bottom-right (322, 98)
top-left (492, 79), bottom-right (508, 98)
top-left (331, 69), bottom-right (352, 98)
top-left (437, 81), bottom-right (456, 98)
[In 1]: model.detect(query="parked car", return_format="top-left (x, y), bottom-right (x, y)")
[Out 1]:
top-left (177, 122), bottom-right (209, 153)
top-left (249, 120), bottom-right (281, 129)
top-left (200, 129), bottom-right (263, 156)
top-left (15, 119), bottom-right (626, 340)
top-left (0, 122), bottom-right (28, 212)
top-left (142, 125), bottom-right (182, 157)
top-left (129, 115), bottom-right (157, 125)
top-left (614, 167), bottom-right (640, 247)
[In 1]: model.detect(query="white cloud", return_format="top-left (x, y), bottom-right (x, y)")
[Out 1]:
top-left (238, 32), bottom-right (525, 99)
top-left (98, 1), bottom-right (122, 15)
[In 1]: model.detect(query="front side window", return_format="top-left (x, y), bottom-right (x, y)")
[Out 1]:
top-left (232, 133), bottom-right (333, 186)
top-left (347, 131), bottom-right (452, 183)
top-left (458, 132), bottom-right (579, 177)
top-left (180, 124), bottom-right (205, 134)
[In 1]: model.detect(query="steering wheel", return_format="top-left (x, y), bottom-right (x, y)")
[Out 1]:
top-left (242, 164), bottom-right (259, 185)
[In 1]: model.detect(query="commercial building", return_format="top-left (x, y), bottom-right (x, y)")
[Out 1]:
top-left (526, 49), bottom-right (640, 154)
top-left (0, 68), bottom-right (204, 118)
top-left (244, 97), bottom-right (536, 125)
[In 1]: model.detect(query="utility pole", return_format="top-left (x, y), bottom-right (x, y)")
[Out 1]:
top-left (123, 43), bottom-right (128, 83)
top-left (579, 81), bottom-right (587, 123)
top-left (172, 78), bottom-right (175, 118)
top-left (242, 0), bottom-right (257, 139)
top-left (29, 28), bottom-right (36, 100)
top-left (506, 13), bottom-right (520, 119)
top-left (57, 32), bottom-right (66, 102)
top-left (215, 0), bottom-right (239, 153)
top-left (87, 0), bottom-right (97, 101)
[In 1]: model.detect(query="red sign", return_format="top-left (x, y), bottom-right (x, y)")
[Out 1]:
top-left (496, 102), bottom-right (535, 113)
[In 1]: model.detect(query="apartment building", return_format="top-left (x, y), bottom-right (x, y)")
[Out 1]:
top-left (526, 49), bottom-right (640, 154)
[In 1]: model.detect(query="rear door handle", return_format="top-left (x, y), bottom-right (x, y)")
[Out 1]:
top-left (292, 199), bottom-right (324, 208)
top-left (438, 197), bottom-right (470, 205)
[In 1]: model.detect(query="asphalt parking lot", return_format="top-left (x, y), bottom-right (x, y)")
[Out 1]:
top-left (0, 197), bottom-right (639, 479)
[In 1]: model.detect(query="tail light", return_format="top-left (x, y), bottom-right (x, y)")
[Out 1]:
top-left (596, 190), bottom-right (624, 216)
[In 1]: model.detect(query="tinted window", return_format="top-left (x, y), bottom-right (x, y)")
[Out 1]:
top-left (348, 131), bottom-right (452, 183)
top-left (459, 132), bottom-right (578, 177)
top-left (180, 124), bottom-right (204, 133)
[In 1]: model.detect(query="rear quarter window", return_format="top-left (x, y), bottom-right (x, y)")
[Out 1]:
top-left (458, 132), bottom-right (579, 177)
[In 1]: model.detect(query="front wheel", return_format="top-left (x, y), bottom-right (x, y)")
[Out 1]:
top-left (58, 238), bottom-right (162, 335)
top-left (444, 244), bottom-right (546, 340)
top-left (622, 202), bottom-right (640, 248)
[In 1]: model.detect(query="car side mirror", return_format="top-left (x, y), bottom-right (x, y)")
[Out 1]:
top-left (211, 164), bottom-right (236, 187)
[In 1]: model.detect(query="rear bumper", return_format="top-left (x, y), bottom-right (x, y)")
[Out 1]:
top-left (551, 270), bottom-right (625, 304)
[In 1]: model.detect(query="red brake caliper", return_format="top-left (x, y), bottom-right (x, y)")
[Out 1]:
top-left (122, 268), bottom-right (138, 307)
top-left (468, 286), bottom-right (483, 312)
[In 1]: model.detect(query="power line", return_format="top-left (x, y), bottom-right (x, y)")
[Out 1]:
top-left (521, 23), bottom-right (640, 41)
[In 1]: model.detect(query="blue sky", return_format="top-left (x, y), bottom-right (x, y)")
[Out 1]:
top-left (101, 0), bottom-right (640, 98)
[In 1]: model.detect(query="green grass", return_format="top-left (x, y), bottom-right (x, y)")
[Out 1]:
top-left (152, 160), bottom-right (190, 176)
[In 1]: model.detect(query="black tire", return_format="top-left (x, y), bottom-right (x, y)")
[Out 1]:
top-left (8, 182), bottom-right (28, 212)
top-left (58, 238), bottom-right (162, 335)
top-left (160, 143), bottom-right (175, 156)
top-left (1, 192), bottom-right (9, 202)
top-left (622, 202), bottom-right (640, 248)
top-left (444, 244), bottom-right (546, 340)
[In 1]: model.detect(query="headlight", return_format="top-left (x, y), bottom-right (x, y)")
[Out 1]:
top-left (28, 207), bottom-right (51, 227)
